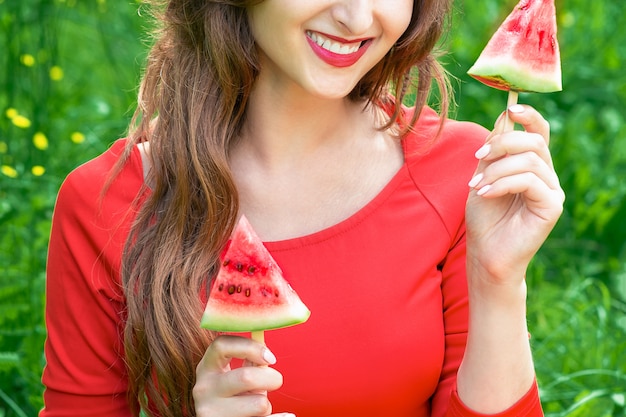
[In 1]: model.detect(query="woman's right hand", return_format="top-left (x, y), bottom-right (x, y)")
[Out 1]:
top-left (193, 335), bottom-right (293, 417)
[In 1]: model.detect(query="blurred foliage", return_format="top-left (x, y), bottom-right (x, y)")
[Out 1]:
top-left (0, 0), bottom-right (625, 416)
top-left (1, 0), bottom-right (146, 415)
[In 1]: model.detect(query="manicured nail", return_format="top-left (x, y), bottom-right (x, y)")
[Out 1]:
top-left (475, 144), bottom-right (491, 159)
top-left (468, 173), bottom-right (483, 188)
top-left (476, 184), bottom-right (491, 196)
top-left (262, 347), bottom-right (277, 365)
top-left (508, 104), bottom-right (525, 113)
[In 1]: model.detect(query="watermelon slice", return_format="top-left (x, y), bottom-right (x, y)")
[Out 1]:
top-left (201, 215), bottom-right (310, 333)
top-left (467, 0), bottom-right (562, 93)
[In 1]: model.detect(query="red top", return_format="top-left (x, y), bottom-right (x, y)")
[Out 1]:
top-left (41, 106), bottom-right (543, 417)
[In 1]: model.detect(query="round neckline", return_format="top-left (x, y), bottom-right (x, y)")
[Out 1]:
top-left (127, 105), bottom-right (429, 253)
top-left (263, 159), bottom-right (410, 252)
top-left (131, 140), bottom-right (411, 252)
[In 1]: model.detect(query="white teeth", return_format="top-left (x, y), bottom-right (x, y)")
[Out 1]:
top-left (307, 31), bottom-right (361, 55)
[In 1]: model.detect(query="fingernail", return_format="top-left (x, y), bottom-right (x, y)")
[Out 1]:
top-left (262, 347), bottom-right (277, 365)
top-left (475, 144), bottom-right (491, 159)
top-left (476, 184), bottom-right (491, 196)
top-left (508, 104), bottom-right (525, 113)
top-left (468, 173), bottom-right (483, 188)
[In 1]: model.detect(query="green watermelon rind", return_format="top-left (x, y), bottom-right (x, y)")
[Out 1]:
top-left (468, 58), bottom-right (562, 93)
top-left (201, 301), bottom-right (311, 332)
top-left (200, 215), bottom-right (311, 333)
top-left (467, 0), bottom-right (562, 94)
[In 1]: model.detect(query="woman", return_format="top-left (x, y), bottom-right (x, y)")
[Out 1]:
top-left (41, 0), bottom-right (564, 416)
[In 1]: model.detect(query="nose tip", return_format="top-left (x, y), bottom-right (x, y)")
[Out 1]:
top-left (332, 0), bottom-right (375, 36)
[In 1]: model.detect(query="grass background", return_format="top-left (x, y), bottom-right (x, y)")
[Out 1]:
top-left (1, 0), bottom-right (625, 416)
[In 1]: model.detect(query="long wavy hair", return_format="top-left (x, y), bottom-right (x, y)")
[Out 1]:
top-left (119, 0), bottom-right (452, 415)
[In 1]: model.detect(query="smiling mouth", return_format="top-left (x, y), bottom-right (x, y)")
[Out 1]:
top-left (306, 31), bottom-right (367, 55)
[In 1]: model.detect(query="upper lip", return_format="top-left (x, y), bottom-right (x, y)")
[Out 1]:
top-left (306, 30), bottom-right (371, 54)
top-left (306, 30), bottom-right (372, 46)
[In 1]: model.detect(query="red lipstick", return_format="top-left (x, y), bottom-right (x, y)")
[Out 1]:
top-left (306, 32), bottom-right (371, 68)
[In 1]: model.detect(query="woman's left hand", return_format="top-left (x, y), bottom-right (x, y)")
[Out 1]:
top-left (466, 104), bottom-right (565, 284)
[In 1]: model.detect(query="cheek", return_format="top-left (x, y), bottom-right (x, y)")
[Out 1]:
top-left (398, 3), bottom-right (415, 37)
top-left (388, 0), bottom-right (414, 36)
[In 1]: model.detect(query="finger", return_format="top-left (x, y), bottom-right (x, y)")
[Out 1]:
top-left (196, 337), bottom-right (283, 399)
top-left (473, 171), bottom-right (565, 215)
top-left (471, 151), bottom-right (560, 193)
top-left (506, 104), bottom-right (551, 143)
top-left (474, 130), bottom-right (554, 169)
top-left (218, 365), bottom-right (284, 397)
top-left (195, 392), bottom-right (273, 417)
top-left (195, 398), bottom-right (296, 417)
top-left (198, 335), bottom-right (277, 374)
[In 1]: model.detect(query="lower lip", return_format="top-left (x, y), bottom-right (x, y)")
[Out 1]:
top-left (306, 36), bottom-right (370, 68)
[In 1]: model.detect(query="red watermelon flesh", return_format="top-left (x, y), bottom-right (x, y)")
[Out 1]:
top-left (467, 0), bottom-right (562, 93)
top-left (201, 215), bottom-right (310, 332)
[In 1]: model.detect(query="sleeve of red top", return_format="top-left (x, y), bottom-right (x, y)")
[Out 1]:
top-left (434, 229), bottom-right (543, 417)
top-left (447, 380), bottom-right (543, 417)
top-left (410, 114), bottom-right (544, 417)
top-left (40, 141), bottom-right (140, 417)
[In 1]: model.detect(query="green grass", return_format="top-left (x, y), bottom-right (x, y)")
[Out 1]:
top-left (1, 0), bottom-right (625, 416)
top-left (529, 270), bottom-right (626, 415)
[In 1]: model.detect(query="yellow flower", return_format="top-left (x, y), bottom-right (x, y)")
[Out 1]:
top-left (1, 165), bottom-right (18, 178)
top-left (5, 108), bottom-right (18, 119)
top-left (0, 142), bottom-right (7, 154)
top-left (560, 11), bottom-right (575, 28)
top-left (11, 115), bottom-right (31, 129)
top-left (50, 66), bottom-right (64, 81)
top-left (33, 132), bottom-right (49, 150)
top-left (70, 131), bottom-right (86, 144)
top-left (32, 165), bottom-right (46, 176)
top-left (20, 54), bottom-right (36, 67)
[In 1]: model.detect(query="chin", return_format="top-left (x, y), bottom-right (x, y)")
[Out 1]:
top-left (304, 78), bottom-right (361, 101)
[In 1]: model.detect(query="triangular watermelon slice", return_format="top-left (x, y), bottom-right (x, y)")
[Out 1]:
top-left (201, 215), bottom-right (310, 332)
top-left (467, 0), bottom-right (562, 93)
